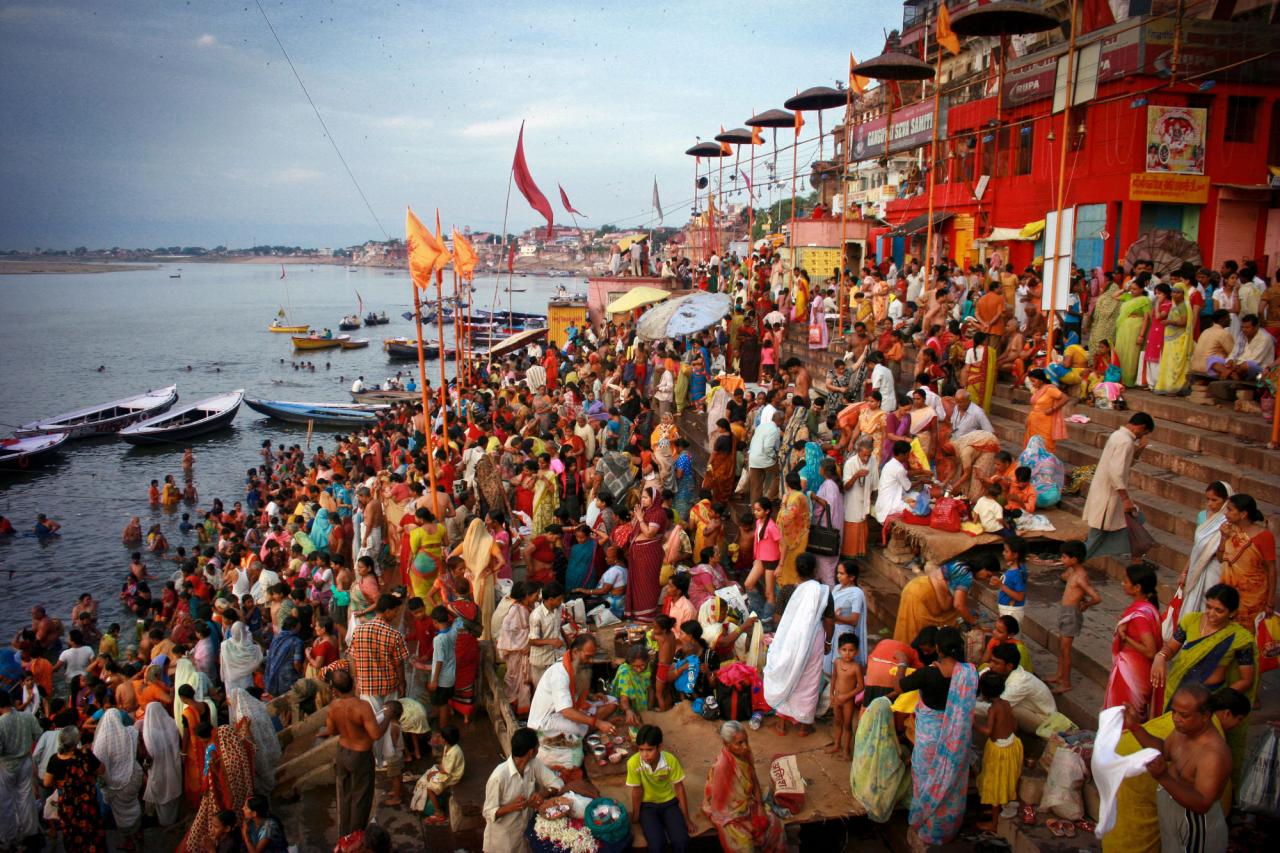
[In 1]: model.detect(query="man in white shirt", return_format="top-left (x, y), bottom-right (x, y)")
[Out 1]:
top-left (873, 441), bottom-right (916, 523)
top-left (887, 295), bottom-right (904, 325)
top-left (483, 727), bottom-right (566, 852)
top-left (54, 630), bottom-right (94, 683)
top-left (983, 645), bottom-right (1058, 734)
top-left (524, 363), bottom-right (547, 393)
top-left (350, 376), bottom-right (365, 394)
top-left (527, 635), bottom-right (617, 738)
top-left (1226, 314), bottom-right (1275, 379)
top-left (869, 352), bottom-right (896, 413)
top-left (763, 307), bottom-right (786, 329)
top-left (747, 408), bottom-right (784, 504)
top-left (528, 584), bottom-right (566, 688)
top-left (950, 389), bottom-right (993, 437)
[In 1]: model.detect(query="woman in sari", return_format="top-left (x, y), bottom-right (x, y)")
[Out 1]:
top-left (841, 436), bottom-right (877, 557)
top-left (702, 433), bottom-right (736, 504)
top-left (900, 627), bottom-right (977, 846)
top-left (775, 472), bottom-right (810, 587)
top-left (453, 518), bottom-right (502, 640)
top-left (686, 493), bottom-right (715, 558)
top-left (881, 395), bottom-right (912, 465)
top-left (625, 487), bottom-right (668, 622)
top-left (963, 330), bottom-right (998, 411)
top-left (1046, 343), bottom-right (1091, 396)
top-left (893, 559), bottom-right (984, 643)
top-left (1113, 280), bottom-right (1150, 386)
top-left (849, 697), bottom-right (908, 823)
top-left (513, 459), bottom-right (536, 520)
top-left (1087, 280), bottom-right (1124, 355)
top-left (688, 556), bottom-right (731, 612)
top-left (1022, 369), bottom-right (1069, 452)
top-left (1216, 493), bottom-right (1275, 629)
top-left (229, 689), bottom-right (281, 797)
top-left (792, 271), bottom-right (810, 322)
top-left (810, 459), bottom-right (845, 586)
top-left (531, 454), bottom-right (560, 536)
top-left (93, 709), bottom-right (144, 842)
top-left (650, 412), bottom-right (679, 485)
top-left (447, 602), bottom-right (480, 724)
top-left (43, 725), bottom-right (108, 853)
top-left (177, 721), bottom-right (256, 853)
top-left (907, 390), bottom-right (938, 462)
top-left (496, 583), bottom-right (537, 717)
top-left (219, 621), bottom-right (263, 694)
top-left (825, 560), bottom-right (867, 672)
top-left (348, 554), bottom-right (382, 633)
top-left (1017, 435), bottom-right (1065, 509)
top-left (794, 440), bottom-right (825, 495)
top-left (141, 702), bottom-right (183, 826)
top-left (1139, 283), bottom-right (1170, 387)
top-left (854, 391), bottom-right (887, 457)
top-left (808, 297), bottom-right (829, 349)
top-left (1177, 482), bottom-right (1232, 617)
top-left (737, 324), bottom-right (761, 383)
top-left (672, 438), bottom-right (696, 520)
top-left (1154, 282), bottom-right (1193, 394)
top-left (674, 360), bottom-right (692, 414)
top-left (565, 524), bottom-right (596, 591)
top-left (310, 508), bottom-right (334, 557)
top-left (702, 720), bottom-right (787, 853)
top-left (1105, 562), bottom-right (1161, 719)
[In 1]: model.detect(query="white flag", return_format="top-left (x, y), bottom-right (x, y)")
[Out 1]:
top-left (652, 177), bottom-right (663, 224)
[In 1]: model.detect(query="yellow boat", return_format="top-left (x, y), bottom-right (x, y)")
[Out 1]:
top-left (291, 334), bottom-right (347, 351)
top-left (269, 323), bottom-right (310, 334)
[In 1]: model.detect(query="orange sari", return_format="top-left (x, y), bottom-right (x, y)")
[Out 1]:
top-left (1022, 384), bottom-right (1067, 451)
top-left (1219, 526), bottom-right (1277, 629)
top-left (776, 489), bottom-right (810, 586)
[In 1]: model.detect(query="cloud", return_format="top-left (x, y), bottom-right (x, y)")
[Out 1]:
top-left (196, 34), bottom-right (217, 47)
top-left (269, 167), bottom-right (323, 186)
top-left (370, 114), bottom-right (431, 132)
top-left (458, 116), bottom-right (527, 139)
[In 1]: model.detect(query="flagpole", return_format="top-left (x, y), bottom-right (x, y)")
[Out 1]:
top-left (838, 82), bottom-right (851, 337)
top-left (1045, 0), bottom-right (1080, 360)
top-left (922, 17), bottom-right (944, 288)
top-left (692, 155), bottom-right (701, 263)
top-left (493, 158), bottom-right (515, 365)
top-left (434, 211), bottom-right (451, 450)
top-left (789, 112), bottom-right (799, 274)
top-left (748, 133), bottom-right (756, 276)
top-left (716, 153), bottom-right (724, 257)
top-left (452, 267), bottom-right (463, 376)
top-left (411, 281), bottom-right (441, 519)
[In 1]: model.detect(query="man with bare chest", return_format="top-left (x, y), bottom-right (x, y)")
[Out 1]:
top-left (1128, 683), bottom-right (1230, 853)
top-left (320, 669), bottom-right (400, 836)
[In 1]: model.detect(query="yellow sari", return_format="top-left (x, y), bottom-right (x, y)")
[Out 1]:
top-left (1154, 292), bottom-right (1193, 394)
top-left (964, 343), bottom-right (997, 412)
top-left (531, 470), bottom-right (559, 535)
top-left (775, 488), bottom-right (810, 586)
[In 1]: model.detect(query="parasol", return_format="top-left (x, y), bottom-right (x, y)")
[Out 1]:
top-left (686, 142), bottom-right (728, 158)
top-left (1124, 230), bottom-right (1203, 276)
top-left (785, 86), bottom-right (847, 160)
top-left (635, 291), bottom-right (732, 341)
top-left (852, 52), bottom-right (934, 81)
top-left (714, 127), bottom-right (755, 145)
top-left (606, 286), bottom-right (669, 315)
top-left (948, 1), bottom-right (1059, 37)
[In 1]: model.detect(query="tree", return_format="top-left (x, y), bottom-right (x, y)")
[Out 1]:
top-left (596, 224), bottom-right (619, 236)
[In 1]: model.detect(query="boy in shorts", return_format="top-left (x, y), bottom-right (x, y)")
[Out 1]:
top-left (1045, 540), bottom-right (1100, 694)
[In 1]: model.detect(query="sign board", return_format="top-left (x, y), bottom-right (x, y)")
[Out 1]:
top-left (1129, 172), bottom-right (1210, 204)
top-left (1041, 207), bottom-right (1074, 313)
top-left (1003, 24), bottom-right (1141, 107)
top-left (849, 99), bottom-right (944, 162)
top-left (1145, 106), bottom-right (1207, 175)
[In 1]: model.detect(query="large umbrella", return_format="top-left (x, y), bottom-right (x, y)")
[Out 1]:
top-left (635, 291), bottom-right (732, 341)
top-left (606, 286), bottom-right (670, 315)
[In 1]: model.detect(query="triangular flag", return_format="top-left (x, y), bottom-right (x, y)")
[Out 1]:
top-left (751, 124), bottom-right (763, 145)
top-left (433, 209), bottom-right (452, 274)
top-left (794, 108), bottom-right (805, 139)
top-left (849, 52), bottom-right (869, 95)
top-left (652, 177), bottom-right (664, 224)
top-left (512, 121), bottom-right (555, 239)
top-left (718, 125), bottom-right (732, 156)
top-left (937, 3), bottom-right (961, 55)
top-left (406, 207), bottom-right (442, 289)
top-left (451, 229), bottom-right (478, 281)
top-left (558, 184), bottom-right (587, 217)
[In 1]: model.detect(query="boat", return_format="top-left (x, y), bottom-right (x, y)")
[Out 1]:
top-left (384, 338), bottom-right (439, 361)
top-left (118, 390), bottom-right (244, 445)
top-left (505, 287), bottom-right (528, 293)
top-left (351, 388), bottom-right (419, 404)
top-left (269, 322), bottom-right (310, 334)
top-left (169, 274), bottom-right (181, 279)
top-left (338, 314), bottom-right (362, 331)
top-left (16, 385), bottom-right (179, 439)
top-left (0, 433), bottom-right (68, 470)
top-left (291, 334), bottom-right (348, 351)
top-left (245, 398), bottom-right (385, 427)
top-left (338, 338), bottom-right (369, 350)
top-left (363, 311), bottom-right (391, 326)
top-left (480, 326), bottom-right (549, 359)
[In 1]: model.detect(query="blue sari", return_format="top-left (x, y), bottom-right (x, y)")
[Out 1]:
top-left (309, 509), bottom-right (333, 556)
top-left (908, 662), bottom-right (977, 845)
top-left (566, 539), bottom-right (596, 591)
top-left (798, 442), bottom-right (824, 495)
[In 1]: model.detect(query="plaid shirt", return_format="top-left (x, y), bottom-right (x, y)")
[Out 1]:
top-left (345, 617), bottom-right (409, 697)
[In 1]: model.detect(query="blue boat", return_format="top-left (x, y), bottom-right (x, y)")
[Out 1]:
top-left (244, 398), bottom-right (386, 427)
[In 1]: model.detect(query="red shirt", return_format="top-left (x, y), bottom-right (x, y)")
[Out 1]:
top-left (404, 616), bottom-right (436, 661)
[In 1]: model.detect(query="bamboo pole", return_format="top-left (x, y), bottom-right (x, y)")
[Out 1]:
top-left (922, 32), bottom-right (945, 287)
top-left (434, 211), bottom-right (451, 449)
top-left (1045, 0), bottom-right (1080, 359)
top-left (411, 282), bottom-right (441, 518)
top-left (838, 84), bottom-right (852, 336)
top-left (789, 111), bottom-right (800, 269)
top-left (748, 135), bottom-right (756, 276)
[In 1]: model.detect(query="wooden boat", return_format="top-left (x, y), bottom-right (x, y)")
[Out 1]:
top-left (291, 334), bottom-right (348, 351)
top-left (269, 322), bottom-right (310, 334)
top-left (245, 398), bottom-right (385, 427)
top-left (363, 311), bottom-right (391, 326)
top-left (16, 385), bottom-right (179, 439)
top-left (384, 338), bottom-right (437, 361)
top-left (338, 338), bottom-right (369, 350)
top-left (0, 433), bottom-right (68, 470)
top-left (351, 388), bottom-right (418, 404)
top-left (119, 390), bottom-right (243, 445)
top-left (338, 316), bottom-right (362, 331)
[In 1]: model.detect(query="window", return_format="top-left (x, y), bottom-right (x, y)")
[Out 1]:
top-left (996, 127), bottom-right (1011, 177)
top-left (1225, 95), bottom-right (1260, 143)
top-left (1015, 126), bottom-right (1033, 175)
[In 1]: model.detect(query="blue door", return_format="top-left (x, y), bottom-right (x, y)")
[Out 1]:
top-left (1074, 204), bottom-right (1107, 273)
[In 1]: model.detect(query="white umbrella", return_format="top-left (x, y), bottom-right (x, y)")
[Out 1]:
top-left (635, 291), bottom-right (732, 341)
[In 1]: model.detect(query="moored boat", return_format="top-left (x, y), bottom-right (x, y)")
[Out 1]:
top-left (16, 385), bottom-right (179, 439)
top-left (0, 433), bottom-right (68, 470)
top-left (351, 388), bottom-right (418, 404)
top-left (363, 311), bottom-right (391, 326)
top-left (384, 338), bottom-right (439, 361)
top-left (119, 390), bottom-right (244, 445)
top-left (269, 322), bottom-right (310, 333)
top-left (245, 398), bottom-right (384, 427)
top-left (291, 334), bottom-right (348, 350)
top-left (338, 338), bottom-right (369, 349)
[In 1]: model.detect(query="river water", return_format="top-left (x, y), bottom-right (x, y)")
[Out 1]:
top-left (0, 262), bottom-right (578, 636)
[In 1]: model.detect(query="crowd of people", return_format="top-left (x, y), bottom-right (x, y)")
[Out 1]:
top-left (0, 243), bottom-right (1276, 853)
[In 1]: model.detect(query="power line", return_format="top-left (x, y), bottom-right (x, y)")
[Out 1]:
top-left (253, 0), bottom-right (389, 241)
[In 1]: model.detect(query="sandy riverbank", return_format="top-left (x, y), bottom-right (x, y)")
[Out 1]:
top-left (0, 260), bottom-right (160, 274)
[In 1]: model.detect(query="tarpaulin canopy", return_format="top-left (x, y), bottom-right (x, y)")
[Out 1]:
top-left (606, 286), bottom-right (670, 315)
top-left (617, 235), bottom-right (648, 251)
top-left (977, 226), bottom-right (1037, 242)
top-left (1020, 219), bottom-right (1046, 239)
top-left (636, 291), bottom-right (731, 341)
top-left (887, 211), bottom-right (954, 237)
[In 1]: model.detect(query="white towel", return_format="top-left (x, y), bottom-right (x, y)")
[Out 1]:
top-left (1090, 705), bottom-right (1160, 839)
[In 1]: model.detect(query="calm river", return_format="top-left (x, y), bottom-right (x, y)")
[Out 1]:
top-left (0, 262), bottom-right (577, 636)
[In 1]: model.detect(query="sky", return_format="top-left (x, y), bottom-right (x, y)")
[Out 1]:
top-left (0, 0), bottom-right (897, 250)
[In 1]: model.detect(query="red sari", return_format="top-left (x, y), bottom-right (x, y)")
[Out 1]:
top-left (625, 502), bottom-right (668, 622)
top-left (177, 722), bottom-right (256, 853)
top-left (1103, 599), bottom-right (1160, 720)
top-left (448, 629), bottom-right (480, 723)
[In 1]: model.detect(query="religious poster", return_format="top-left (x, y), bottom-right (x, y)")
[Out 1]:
top-left (1145, 106), bottom-right (1206, 175)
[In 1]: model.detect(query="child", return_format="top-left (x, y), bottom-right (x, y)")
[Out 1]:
top-left (149, 479), bottom-right (161, 505)
top-left (212, 809), bottom-right (241, 853)
top-left (413, 724), bottom-right (465, 826)
top-left (760, 327), bottom-right (777, 380)
top-left (825, 634), bottom-right (864, 759)
top-left (1006, 466), bottom-right (1038, 515)
top-left (972, 483), bottom-right (1006, 534)
top-left (992, 536), bottom-right (1028, 621)
top-left (99, 623), bottom-right (121, 659)
top-left (670, 622), bottom-right (704, 702)
top-left (651, 615), bottom-right (677, 710)
top-left (428, 606), bottom-right (458, 731)
top-left (983, 451), bottom-right (1016, 494)
top-left (743, 497), bottom-right (782, 608)
top-left (179, 513), bottom-right (194, 535)
top-left (981, 615), bottom-right (1032, 673)
top-left (1045, 540), bottom-right (1101, 694)
top-left (626, 725), bottom-right (692, 853)
top-left (974, 671), bottom-right (1022, 831)
top-left (611, 644), bottom-right (654, 725)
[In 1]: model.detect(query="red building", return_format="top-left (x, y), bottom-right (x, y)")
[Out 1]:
top-left (850, 1), bottom-right (1280, 276)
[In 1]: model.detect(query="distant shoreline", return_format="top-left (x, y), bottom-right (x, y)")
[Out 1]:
top-left (0, 260), bottom-right (160, 275)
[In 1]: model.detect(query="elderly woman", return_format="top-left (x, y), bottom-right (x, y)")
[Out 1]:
top-left (840, 436), bottom-right (878, 558)
top-left (702, 721), bottom-right (786, 853)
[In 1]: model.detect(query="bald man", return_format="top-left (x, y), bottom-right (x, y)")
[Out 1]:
top-left (950, 389), bottom-right (993, 437)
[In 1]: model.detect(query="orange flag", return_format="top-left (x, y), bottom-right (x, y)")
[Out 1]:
top-left (849, 52), bottom-right (869, 95)
top-left (451, 229), bottom-right (478, 280)
top-left (718, 125), bottom-right (732, 156)
top-left (937, 3), bottom-right (961, 55)
top-left (406, 207), bottom-right (442, 289)
top-left (751, 124), bottom-right (763, 145)
top-left (433, 209), bottom-right (452, 274)
top-left (794, 108), bottom-right (805, 139)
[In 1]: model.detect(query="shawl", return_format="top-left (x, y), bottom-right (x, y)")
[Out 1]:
top-left (219, 622), bottom-right (263, 690)
top-left (1180, 486), bottom-right (1233, 617)
top-left (762, 579), bottom-right (829, 708)
top-left (92, 707), bottom-right (139, 790)
top-left (850, 697), bottom-right (907, 822)
top-left (142, 702), bottom-right (183, 805)
top-left (461, 518), bottom-right (496, 585)
top-left (229, 688), bottom-right (282, 796)
top-left (1090, 706), bottom-right (1160, 838)
top-left (175, 657), bottom-right (217, 740)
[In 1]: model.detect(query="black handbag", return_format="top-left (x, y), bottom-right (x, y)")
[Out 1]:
top-left (807, 504), bottom-right (841, 557)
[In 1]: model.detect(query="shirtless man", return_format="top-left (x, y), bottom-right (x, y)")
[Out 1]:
top-left (1125, 683), bottom-right (1231, 853)
top-left (784, 358), bottom-right (812, 400)
top-left (319, 668), bottom-right (401, 836)
top-left (356, 487), bottom-right (383, 562)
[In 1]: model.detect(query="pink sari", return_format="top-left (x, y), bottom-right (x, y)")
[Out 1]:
top-left (1104, 600), bottom-right (1160, 718)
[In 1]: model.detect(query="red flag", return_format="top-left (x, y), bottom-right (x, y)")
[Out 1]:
top-left (1081, 0), bottom-right (1115, 32)
top-left (507, 242), bottom-right (516, 273)
top-left (558, 184), bottom-right (586, 217)
top-left (513, 122), bottom-right (554, 239)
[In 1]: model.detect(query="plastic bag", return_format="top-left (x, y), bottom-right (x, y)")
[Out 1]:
top-left (1040, 748), bottom-right (1086, 819)
top-left (1125, 512), bottom-right (1156, 558)
top-left (1238, 725), bottom-right (1280, 817)
top-left (588, 604), bottom-right (620, 627)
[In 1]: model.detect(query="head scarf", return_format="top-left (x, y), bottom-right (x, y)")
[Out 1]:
top-left (219, 622), bottom-right (264, 690)
top-left (229, 688), bottom-right (282, 796)
top-left (92, 707), bottom-right (139, 790)
top-left (310, 508), bottom-right (334, 552)
top-left (175, 656), bottom-right (218, 740)
top-left (461, 518), bottom-right (495, 583)
top-left (141, 702), bottom-right (183, 806)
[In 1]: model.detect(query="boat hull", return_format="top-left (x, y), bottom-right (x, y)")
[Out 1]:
top-left (15, 386), bottom-right (179, 439)
top-left (338, 322), bottom-right (362, 331)
top-left (0, 433), bottom-right (68, 469)
top-left (291, 336), bottom-right (346, 350)
top-left (338, 339), bottom-right (369, 349)
top-left (119, 391), bottom-right (243, 445)
top-left (246, 398), bottom-right (381, 427)
top-left (269, 325), bottom-right (310, 334)
top-left (351, 389), bottom-right (419, 404)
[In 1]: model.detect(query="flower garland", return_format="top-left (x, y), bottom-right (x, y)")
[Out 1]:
top-left (533, 814), bottom-right (599, 853)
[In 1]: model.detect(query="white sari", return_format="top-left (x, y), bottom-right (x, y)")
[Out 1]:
top-left (219, 622), bottom-right (263, 693)
top-left (141, 703), bottom-right (183, 825)
top-left (229, 689), bottom-right (282, 796)
top-left (823, 583), bottom-right (867, 674)
top-left (1181, 490), bottom-right (1232, 618)
top-left (174, 657), bottom-right (218, 740)
top-left (92, 709), bottom-right (144, 832)
top-left (763, 579), bottom-right (830, 724)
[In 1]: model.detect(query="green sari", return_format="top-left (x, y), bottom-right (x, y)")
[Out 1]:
top-left (1113, 295), bottom-right (1150, 387)
top-left (849, 696), bottom-right (909, 822)
top-left (1088, 284), bottom-right (1123, 355)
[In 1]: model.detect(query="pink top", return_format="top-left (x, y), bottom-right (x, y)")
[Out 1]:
top-left (755, 519), bottom-right (782, 561)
